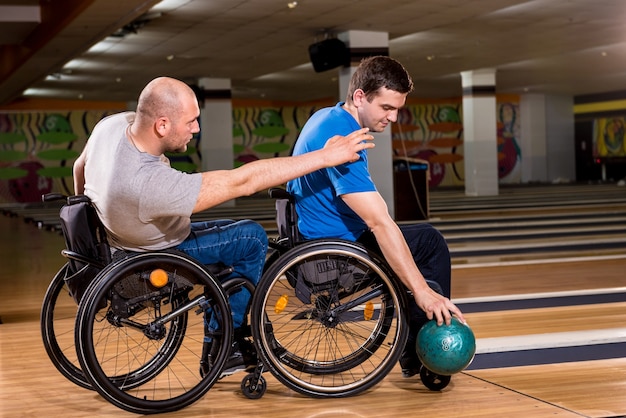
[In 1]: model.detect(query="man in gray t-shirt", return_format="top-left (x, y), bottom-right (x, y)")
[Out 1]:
top-left (73, 76), bottom-right (375, 378)
top-left (79, 111), bottom-right (199, 251)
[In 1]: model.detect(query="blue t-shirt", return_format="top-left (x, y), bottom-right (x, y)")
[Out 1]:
top-left (287, 102), bottom-right (377, 241)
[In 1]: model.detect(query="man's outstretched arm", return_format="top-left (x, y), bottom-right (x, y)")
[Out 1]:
top-left (192, 128), bottom-right (374, 212)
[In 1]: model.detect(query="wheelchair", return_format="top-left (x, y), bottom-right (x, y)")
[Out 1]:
top-left (238, 188), bottom-right (409, 398)
top-left (40, 193), bottom-right (237, 414)
top-left (243, 188), bottom-right (452, 396)
top-left (40, 189), bottom-right (447, 413)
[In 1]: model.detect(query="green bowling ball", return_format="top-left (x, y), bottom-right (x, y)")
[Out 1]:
top-left (416, 317), bottom-right (476, 375)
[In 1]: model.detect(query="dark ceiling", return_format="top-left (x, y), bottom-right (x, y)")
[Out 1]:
top-left (1, 0), bottom-right (626, 106)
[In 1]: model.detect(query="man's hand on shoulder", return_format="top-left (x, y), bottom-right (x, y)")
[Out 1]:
top-left (322, 128), bottom-right (374, 166)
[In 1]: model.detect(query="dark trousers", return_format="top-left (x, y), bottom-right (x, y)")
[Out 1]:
top-left (357, 223), bottom-right (452, 354)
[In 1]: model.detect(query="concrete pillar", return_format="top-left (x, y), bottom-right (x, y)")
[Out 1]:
top-left (520, 94), bottom-right (548, 182)
top-left (338, 30), bottom-right (395, 215)
top-left (461, 69), bottom-right (499, 196)
top-left (520, 93), bottom-right (575, 183)
top-left (545, 94), bottom-right (575, 182)
top-left (198, 77), bottom-right (234, 206)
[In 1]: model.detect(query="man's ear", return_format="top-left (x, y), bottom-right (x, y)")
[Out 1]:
top-left (352, 89), bottom-right (366, 106)
top-left (155, 117), bottom-right (169, 137)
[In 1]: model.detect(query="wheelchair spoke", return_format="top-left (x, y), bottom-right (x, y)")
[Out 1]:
top-left (252, 240), bottom-right (407, 398)
top-left (75, 252), bottom-right (232, 414)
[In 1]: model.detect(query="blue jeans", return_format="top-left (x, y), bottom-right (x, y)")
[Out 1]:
top-left (175, 219), bottom-right (268, 335)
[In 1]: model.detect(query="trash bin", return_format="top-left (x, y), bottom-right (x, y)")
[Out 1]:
top-left (393, 157), bottom-right (429, 221)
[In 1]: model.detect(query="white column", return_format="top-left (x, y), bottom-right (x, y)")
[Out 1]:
top-left (520, 94), bottom-right (548, 182)
top-left (338, 31), bottom-right (395, 215)
top-left (520, 93), bottom-right (575, 183)
top-left (198, 77), bottom-right (234, 206)
top-left (545, 94), bottom-right (575, 182)
top-left (461, 69), bottom-right (499, 196)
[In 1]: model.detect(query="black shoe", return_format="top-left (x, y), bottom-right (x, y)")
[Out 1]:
top-left (400, 360), bottom-right (422, 378)
top-left (401, 315), bottom-right (428, 378)
top-left (400, 347), bottom-right (422, 378)
top-left (199, 339), bottom-right (218, 378)
top-left (401, 365), bottom-right (421, 378)
top-left (219, 338), bottom-right (257, 379)
top-left (200, 339), bottom-right (256, 378)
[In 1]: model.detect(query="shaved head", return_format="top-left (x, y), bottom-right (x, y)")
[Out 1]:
top-left (129, 76), bottom-right (201, 155)
top-left (136, 77), bottom-right (197, 126)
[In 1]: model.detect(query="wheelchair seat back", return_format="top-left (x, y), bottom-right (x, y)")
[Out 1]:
top-left (268, 187), bottom-right (368, 303)
top-left (58, 195), bottom-right (111, 303)
top-left (268, 187), bottom-right (301, 248)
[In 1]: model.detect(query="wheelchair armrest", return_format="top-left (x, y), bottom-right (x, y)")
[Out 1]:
top-left (42, 193), bottom-right (65, 203)
top-left (42, 193), bottom-right (93, 205)
top-left (67, 195), bottom-right (92, 205)
top-left (61, 249), bottom-right (107, 269)
top-left (268, 239), bottom-right (292, 252)
top-left (268, 187), bottom-right (294, 201)
top-left (206, 263), bottom-right (234, 279)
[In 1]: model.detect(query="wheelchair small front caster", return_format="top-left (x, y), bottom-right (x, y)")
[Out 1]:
top-left (241, 373), bottom-right (266, 399)
top-left (420, 366), bottom-right (451, 391)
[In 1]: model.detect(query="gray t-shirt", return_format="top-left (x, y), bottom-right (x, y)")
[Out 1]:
top-left (83, 112), bottom-right (202, 251)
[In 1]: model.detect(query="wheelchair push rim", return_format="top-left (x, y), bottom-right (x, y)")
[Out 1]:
top-left (40, 263), bottom-right (92, 389)
top-left (251, 240), bottom-right (408, 398)
top-left (75, 251), bottom-right (233, 414)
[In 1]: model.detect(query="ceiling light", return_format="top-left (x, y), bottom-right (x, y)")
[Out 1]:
top-left (287, 1), bottom-right (298, 9)
top-left (23, 88), bottom-right (55, 97)
top-left (86, 39), bottom-right (117, 54)
top-left (110, 12), bottom-right (162, 37)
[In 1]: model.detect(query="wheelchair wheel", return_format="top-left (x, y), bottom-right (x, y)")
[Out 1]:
top-left (250, 239), bottom-right (408, 398)
top-left (40, 263), bottom-right (91, 389)
top-left (75, 251), bottom-right (232, 414)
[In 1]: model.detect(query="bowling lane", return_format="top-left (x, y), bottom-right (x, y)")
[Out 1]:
top-left (466, 358), bottom-right (626, 418)
top-left (451, 256), bottom-right (626, 298)
top-left (466, 302), bottom-right (626, 339)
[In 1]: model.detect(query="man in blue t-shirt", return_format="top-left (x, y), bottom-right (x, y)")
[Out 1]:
top-left (288, 56), bottom-right (465, 378)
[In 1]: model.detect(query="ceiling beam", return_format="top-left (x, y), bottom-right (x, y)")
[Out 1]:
top-left (0, 0), bottom-right (159, 105)
top-left (0, 0), bottom-right (94, 85)
top-left (0, 5), bottom-right (40, 22)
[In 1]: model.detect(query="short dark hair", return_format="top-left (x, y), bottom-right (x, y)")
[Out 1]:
top-left (346, 56), bottom-right (414, 103)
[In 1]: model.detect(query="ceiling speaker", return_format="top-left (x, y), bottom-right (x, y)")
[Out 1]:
top-left (308, 38), bottom-right (349, 73)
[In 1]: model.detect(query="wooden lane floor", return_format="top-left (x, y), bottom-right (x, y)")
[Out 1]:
top-left (4, 310), bottom-right (617, 418)
top-left (1, 314), bottom-right (624, 417)
top-left (4, 313), bottom-right (620, 418)
top-left (2, 308), bottom-right (624, 418)
top-left (427, 183), bottom-right (626, 214)
top-left (1, 185), bottom-right (626, 416)
top-left (447, 256), bottom-right (626, 417)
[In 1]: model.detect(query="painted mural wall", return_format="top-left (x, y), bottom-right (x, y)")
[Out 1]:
top-left (0, 111), bottom-right (115, 203)
top-left (593, 116), bottom-right (626, 158)
top-left (231, 97), bottom-right (522, 188)
top-left (0, 97), bottom-right (522, 204)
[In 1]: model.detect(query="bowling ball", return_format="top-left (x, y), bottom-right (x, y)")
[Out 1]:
top-left (416, 317), bottom-right (476, 375)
